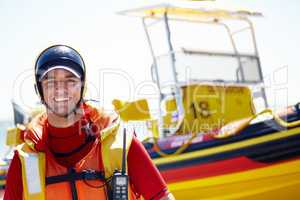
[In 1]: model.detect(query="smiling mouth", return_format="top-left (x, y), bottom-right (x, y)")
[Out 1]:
top-left (54, 97), bottom-right (69, 102)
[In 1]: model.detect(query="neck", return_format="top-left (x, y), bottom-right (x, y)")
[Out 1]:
top-left (47, 108), bottom-right (83, 128)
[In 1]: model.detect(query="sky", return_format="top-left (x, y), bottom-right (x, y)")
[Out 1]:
top-left (0, 0), bottom-right (299, 121)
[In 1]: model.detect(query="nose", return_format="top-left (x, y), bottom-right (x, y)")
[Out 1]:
top-left (53, 81), bottom-right (68, 90)
top-left (54, 83), bottom-right (68, 97)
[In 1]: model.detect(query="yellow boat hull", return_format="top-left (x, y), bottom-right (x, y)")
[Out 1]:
top-left (169, 159), bottom-right (300, 200)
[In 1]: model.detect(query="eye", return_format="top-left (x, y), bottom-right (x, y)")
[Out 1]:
top-left (42, 80), bottom-right (55, 87)
top-left (68, 79), bottom-right (77, 83)
top-left (66, 78), bottom-right (81, 87)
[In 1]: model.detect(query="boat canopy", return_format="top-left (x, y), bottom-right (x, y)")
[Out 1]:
top-left (119, 4), bottom-right (262, 22)
top-left (119, 3), bottom-right (268, 126)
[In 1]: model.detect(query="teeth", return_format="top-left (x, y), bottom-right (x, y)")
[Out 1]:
top-left (54, 97), bottom-right (69, 102)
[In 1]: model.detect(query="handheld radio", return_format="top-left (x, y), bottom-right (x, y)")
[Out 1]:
top-left (110, 128), bottom-right (129, 200)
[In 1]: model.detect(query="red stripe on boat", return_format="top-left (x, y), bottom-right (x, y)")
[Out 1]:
top-left (160, 156), bottom-right (267, 183)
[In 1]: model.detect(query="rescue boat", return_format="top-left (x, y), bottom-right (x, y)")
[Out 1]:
top-left (2, 3), bottom-right (300, 200)
top-left (114, 4), bottom-right (300, 200)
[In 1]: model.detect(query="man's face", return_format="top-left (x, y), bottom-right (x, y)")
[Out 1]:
top-left (41, 68), bottom-right (82, 116)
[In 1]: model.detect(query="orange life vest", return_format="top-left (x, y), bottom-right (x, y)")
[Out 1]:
top-left (17, 104), bottom-right (136, 200)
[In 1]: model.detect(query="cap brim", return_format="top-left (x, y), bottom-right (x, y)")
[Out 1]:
top-left (39, 66), bottom-right (81, 81)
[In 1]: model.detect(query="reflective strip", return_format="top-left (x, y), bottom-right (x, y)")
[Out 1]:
top-left (23, 153), bottom-right (42, 194)
top-left (17, 144), bottom-right (46, 200)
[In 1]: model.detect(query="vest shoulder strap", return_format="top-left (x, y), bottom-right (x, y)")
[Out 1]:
top-left (101, 121), bottom-right (134, 179)
top-left (16, 143), bottom-right (46, 200)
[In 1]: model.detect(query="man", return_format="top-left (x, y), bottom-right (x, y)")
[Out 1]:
top-left (4, 45), bottom-right (175, 200)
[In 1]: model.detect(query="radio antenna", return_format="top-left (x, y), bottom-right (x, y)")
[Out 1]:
top-left (121, 128), bottom-right (126, 175)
